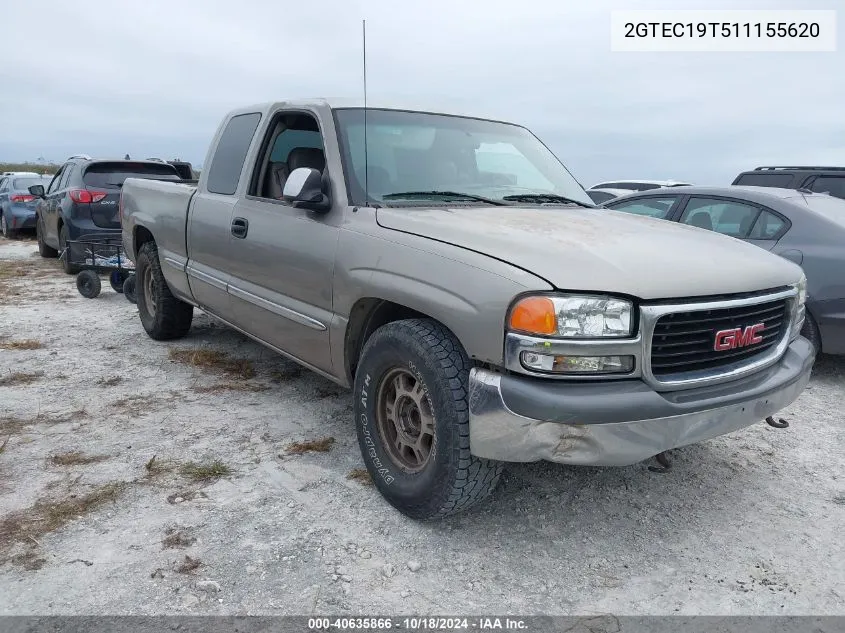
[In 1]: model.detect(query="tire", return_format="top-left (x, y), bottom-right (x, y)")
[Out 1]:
top-left (109, 270), bottom-right (128, 293)
top-left (59, 225), bottom-right (80, 274)
top-left (353, 318), bottom-right (503, 520)
top-left (36, 216), bottom-right (58, 258)
top-left (76, 270), bottom-right (101, 299)
top-left (123, 275), bottom-right (137, 304)
top-left (1, 212), bottom-right (18, 239)
top-left (135, 241), bottom-right (193, 340)
top-left (801, 312), bottom-right (822, 356)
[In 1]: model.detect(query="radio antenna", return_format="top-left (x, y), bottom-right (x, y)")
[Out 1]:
top-left (362, 19), bottom-right (370, 206)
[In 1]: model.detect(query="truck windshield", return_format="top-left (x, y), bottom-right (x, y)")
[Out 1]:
top-left (334, 108), bottom-right (593, 207)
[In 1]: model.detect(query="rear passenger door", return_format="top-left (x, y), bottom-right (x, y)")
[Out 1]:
top-left (185, 112), bottom-right (263, 317)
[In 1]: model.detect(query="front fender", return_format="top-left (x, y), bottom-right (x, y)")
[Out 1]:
top-left (332, 219), bottom-right (551, 372)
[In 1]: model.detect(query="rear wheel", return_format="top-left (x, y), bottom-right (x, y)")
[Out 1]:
top-left (76, 270), bottom-right (101, 299)
top-left (36, 216), bottom-right (58, 258)
top-left (353, 318), bottom-right (503, 520)
top-left (59, 225), bottom-right (79, 274)
top-left (1, 213), bottom-right (18, 239)
top-left (135, 241), bottom-right (193, 340)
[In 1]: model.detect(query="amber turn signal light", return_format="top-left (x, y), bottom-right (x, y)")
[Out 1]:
top-left (509, 296), bottom-right (557, 336)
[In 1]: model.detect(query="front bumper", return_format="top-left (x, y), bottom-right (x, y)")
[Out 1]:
top-left (468, 337), bottom-right (815, 466)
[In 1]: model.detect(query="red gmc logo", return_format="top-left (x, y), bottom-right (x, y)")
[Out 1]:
top-left (714, 323), bottom-right (765, 351)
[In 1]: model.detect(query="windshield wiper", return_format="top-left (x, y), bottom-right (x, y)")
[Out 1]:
top-left (382, 191), bottom-right (509, 206)
top-left (502, 193), bottom-right (594, 208)
top-left (106, 182), bottom-right (125, 188)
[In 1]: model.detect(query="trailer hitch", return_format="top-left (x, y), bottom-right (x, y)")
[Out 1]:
top-left (765, 416), bottom-right (789, 429)
top-left (648, 451), bottom-right (672, 474)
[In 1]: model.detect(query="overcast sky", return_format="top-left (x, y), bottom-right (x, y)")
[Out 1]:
top-left (0, 0), bottom-right (842, 187)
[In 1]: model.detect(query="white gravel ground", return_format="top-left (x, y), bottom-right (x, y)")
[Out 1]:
top-left (1, 235), bottom-right (843, 615)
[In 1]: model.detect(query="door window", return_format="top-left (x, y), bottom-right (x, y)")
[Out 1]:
top-left (46, 167), bottom-right (65, 194)
top-left (607, 196), bottom-right (677, 219)
top-left (679, 198), bottom-right (761, 237)
top-left (253, 113), bottom-right (326, 201)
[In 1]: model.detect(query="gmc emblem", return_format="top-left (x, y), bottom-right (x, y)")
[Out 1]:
top-left (714, 324), bottom-right (765, 351)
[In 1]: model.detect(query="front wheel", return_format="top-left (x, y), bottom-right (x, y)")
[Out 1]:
top-left (135, 241), bottom-right (193, 340)
top-left (353, 318), bottom-right (503, 520)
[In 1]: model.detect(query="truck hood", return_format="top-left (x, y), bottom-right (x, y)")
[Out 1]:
top-left (375, 205), bottom-right (802, 300)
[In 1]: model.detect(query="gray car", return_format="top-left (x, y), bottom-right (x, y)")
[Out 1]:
top-left (603, 185), bottom-right (845, 355)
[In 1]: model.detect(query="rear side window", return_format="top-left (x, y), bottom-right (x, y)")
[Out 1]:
top-left (748, 210), bottom-right (786, 239)
top-left (207, 113), bottom-right (262, 195)
top-left (607, 196), bottom-right (677, 219)
top-left (807, 175), bottom-right (845, 200)
top-left (734, 172), bottom-right (794, 188)
top-left (83, 162), bottom-right (180, 189)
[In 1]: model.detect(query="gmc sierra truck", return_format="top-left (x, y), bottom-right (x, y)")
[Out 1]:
top-left (120, 99), bottom-right (815, 520)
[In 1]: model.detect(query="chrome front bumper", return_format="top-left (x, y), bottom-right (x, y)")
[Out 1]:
top-left (468, 337), bottom-right (815, 466)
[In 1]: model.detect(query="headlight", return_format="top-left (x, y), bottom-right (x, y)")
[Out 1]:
top-left (790, 275), bottom-right (807, 339)
top-left (508, 294), bottom-right (634, 338)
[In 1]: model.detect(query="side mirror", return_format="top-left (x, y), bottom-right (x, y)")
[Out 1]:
top-left (29, 184), bottom-right (45, 198)
top-left (283, 167), bottom-right (331, 212)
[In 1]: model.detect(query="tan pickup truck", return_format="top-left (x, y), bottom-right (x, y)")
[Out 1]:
top-left (120, 99), bottom-right (814, 520)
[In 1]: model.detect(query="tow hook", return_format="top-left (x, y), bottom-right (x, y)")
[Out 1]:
top-left (765, 416), bottom-right (789, 429)
top-left (648, 451), bottom-right (672, 474)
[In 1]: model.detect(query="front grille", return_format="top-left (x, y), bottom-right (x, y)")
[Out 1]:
top-left (650, 299), bottom-right (788, 377)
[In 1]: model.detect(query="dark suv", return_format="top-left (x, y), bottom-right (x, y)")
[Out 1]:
top-left (30, 156), bottom-right (183, 273)
top-left (732, 166), bottom-right (845, 200)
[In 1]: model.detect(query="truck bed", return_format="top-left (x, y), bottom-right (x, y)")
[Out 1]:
top-left (121, 177), bottom-right (197, 269)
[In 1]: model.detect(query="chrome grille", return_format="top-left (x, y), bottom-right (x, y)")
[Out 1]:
top-left (650, 299), bottom-right (788, 376)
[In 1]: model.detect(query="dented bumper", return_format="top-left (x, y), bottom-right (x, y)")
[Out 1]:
top-left (467, 337), bottom-right (814, 466)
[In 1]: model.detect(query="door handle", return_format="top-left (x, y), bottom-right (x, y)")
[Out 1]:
top-left (231, 217), bottom-right (249, 238)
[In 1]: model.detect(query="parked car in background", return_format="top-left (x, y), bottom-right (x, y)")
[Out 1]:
top-left (732, 166), bottom-right (845, 201)
top-left (120, 98), bottom-right (812, 520)
top-left (602, 185), bottom-right (845, 355)
top-left (589, 179), bottom-right (692, 192)
top-left (586, 187), bottom-right (632, 205)
top-left (29, 157), bottom-right (184, 273)
top-left (2, 170), bottom-right (41, 178)
top-left (0, 173), bottom-right (52, 237)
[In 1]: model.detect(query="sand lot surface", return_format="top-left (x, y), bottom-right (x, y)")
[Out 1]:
top-left (1, 235), bottom-right (843, 615)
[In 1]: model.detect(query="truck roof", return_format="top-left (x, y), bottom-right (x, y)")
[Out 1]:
top-left (226, 98), bottom-right (523, 127)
